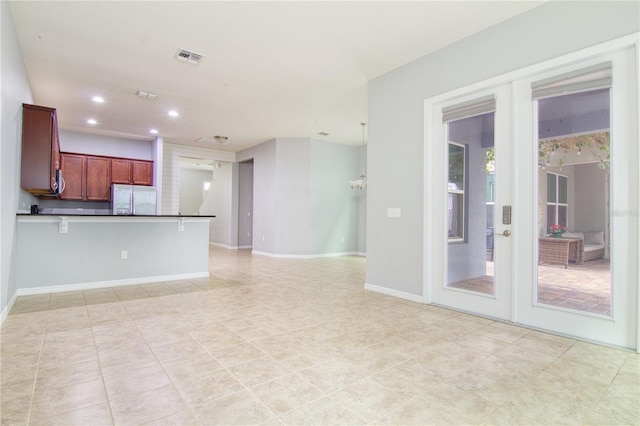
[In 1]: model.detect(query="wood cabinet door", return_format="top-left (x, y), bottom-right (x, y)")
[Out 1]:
top-left (21, 105), bottom-right (54, 194)
top-left (132, 160), bottom-right (153, 185)
top-left (59, 153), bottom-right (85, 200)
top-left (86, 156), bottom-right (111, 201)
top-left (111, 158), bottom-right (132, 184)
top-left (50, 110), bottom-right (61, 191)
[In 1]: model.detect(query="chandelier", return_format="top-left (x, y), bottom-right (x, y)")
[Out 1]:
top-left (349, 122), bottom-right (367, 190)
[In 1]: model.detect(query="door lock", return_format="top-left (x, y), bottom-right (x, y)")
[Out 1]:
top-left (502, 205), bottom-right (512, 225)
top-left (502, 230), bottom-right (511, 237)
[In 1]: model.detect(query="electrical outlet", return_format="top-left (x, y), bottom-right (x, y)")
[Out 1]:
top-left (121, 250), bottom-right (128, 260)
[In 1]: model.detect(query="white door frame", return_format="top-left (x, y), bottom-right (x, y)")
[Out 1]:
top-left (513, 47), bottom-right (638, 349)
top-left (425, 84), bottom-right (513, 321)
top-left (423, 34), bottom-right (639, 351)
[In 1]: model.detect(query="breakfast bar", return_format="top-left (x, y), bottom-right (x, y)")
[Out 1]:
top-left (15, 214), bottom-right (214, 295)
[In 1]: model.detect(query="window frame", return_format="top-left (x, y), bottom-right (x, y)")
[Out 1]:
top-left (448, 141), bottom-right (466, 242)
top-left (546, 171), bottom-right (569, 231)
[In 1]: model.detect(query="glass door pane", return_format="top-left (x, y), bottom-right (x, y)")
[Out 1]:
top-left (446, 112), bottom-right (495, 295)
top-left (536, 89), bottom-right (611, 316)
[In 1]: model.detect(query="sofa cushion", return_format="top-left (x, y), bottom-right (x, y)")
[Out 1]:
top-left (584, 231), bottom-right (605, 246)
top-left (562, 231), bottom-right (584, 240)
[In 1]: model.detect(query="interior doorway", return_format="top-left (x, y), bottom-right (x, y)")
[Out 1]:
top-left (238, 159), bottom-right (254, 249)
top-left (178, 157), bottom-right (214, 216)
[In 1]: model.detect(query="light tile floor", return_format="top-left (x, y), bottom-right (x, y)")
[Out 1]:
top-left (1, 247), bottom-right (638, 425)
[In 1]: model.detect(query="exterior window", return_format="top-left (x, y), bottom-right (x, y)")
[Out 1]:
top-left (546, 172), bottom-right (568, 231)
top-left (448, 142), bottom-right (465, 241)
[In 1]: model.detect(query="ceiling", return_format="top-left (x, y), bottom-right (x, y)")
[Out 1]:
top-left (9, 1), bottom-right (543, 152)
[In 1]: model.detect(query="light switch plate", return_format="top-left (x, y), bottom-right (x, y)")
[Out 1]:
top-left (387, 208), bottom-right (401, 218)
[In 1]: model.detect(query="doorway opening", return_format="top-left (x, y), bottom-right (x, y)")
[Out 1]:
top-left (178, 157), bottom-right (215, 216)
top-left (238, 159), bottom-right (254, 249)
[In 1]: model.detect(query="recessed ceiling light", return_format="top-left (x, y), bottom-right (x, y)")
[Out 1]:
top-left (87, 119), bottom-right (97, 125)
top-left (168, 110), bottom-right (179, 117)
top-left (92, 96), bottom-right (104, 103)
top-left (150, 129), bottom-right (158, 134)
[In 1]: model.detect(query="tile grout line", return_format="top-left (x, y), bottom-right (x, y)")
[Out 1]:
top-left (87, 299), bottom-right (117, 426)
top-left (25, 313), bottom-right (48, 426)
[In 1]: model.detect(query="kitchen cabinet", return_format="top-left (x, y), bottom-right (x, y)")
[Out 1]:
top-left (59, 153), bottom-right (85, 200)
top-left (20, 104), bottom-right (62, 196)
top-left (111, 158), bottom-right (131, 184)
top-left (132, 160), bottom-right (153, 185)
top-left (60, 154), bottom-right (111, 201)
top-left (111, 158), bottom-right (153, 186)
top-left (86, 156), bottom-right (111, 200)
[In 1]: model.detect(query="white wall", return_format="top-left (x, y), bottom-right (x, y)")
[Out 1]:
top-left (161, 143), bottom-right (235, 215)
top-left (179, 168), bottom-right (212, 215)
top-left (310, 139), bottom-right (359, 255)
top-left (367, 1), bottom-right (639, 297)
top-left (574, 163), bottom-right (607, 233)
top-left (59, 130), bottom-right (153, 160)
top-left (276, 139), bottom-right (311, 255)
top-left (1, 1), bottom-right (36, 319)
top-left (200, 162), bottom-right (233, 246)
top-left (15, 218), bottom-right (209, 291)
top-left (356, 145), bottom-right (367, 254)
top-left (237, 137), bottom-right (363, 257)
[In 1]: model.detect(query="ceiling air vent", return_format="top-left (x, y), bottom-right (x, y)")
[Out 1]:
top-left (136, 90), bottom-right (157, 100)
top-left (175, 49), bottom-right (203, 65)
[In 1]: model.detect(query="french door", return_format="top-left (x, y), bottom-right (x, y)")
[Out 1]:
top-left (426, 84), bottom-right (513, 321)
top-left (425, 43), bottom-right (638, 350)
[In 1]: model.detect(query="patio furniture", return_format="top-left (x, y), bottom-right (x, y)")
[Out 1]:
top-left (561, 231), bottom-right (606, 261)
top-left (538, 237), bottom-right (584, 268)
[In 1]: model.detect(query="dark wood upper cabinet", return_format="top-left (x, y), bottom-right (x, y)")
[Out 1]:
top-left (60, 152), bottom-right (153, 202)
top-left (132, 160), bottom-right (153, 186)
top-left (60, 154), bottom-right (111, 201)
top-left (86, 156), bottom-right (111, 200)
top-left (111, 158), bottom-right (132, 184)
top-left (59, 153), bottom-right (85, 200)
top-left (21, 104), bottom-right (61, 196)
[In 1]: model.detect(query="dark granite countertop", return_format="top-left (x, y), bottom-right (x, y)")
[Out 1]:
top-left (17, 213), bottom-right (215, 218)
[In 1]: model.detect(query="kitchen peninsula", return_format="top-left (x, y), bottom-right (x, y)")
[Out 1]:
top-left (15, 213), bottom-right (215, 296)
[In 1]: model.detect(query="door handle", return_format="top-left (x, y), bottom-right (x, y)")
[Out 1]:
top-left (496, 230), bottom-right (511, 237)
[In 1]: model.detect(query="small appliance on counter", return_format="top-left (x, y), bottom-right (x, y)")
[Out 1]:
top-left (111, 184), bottom-right (157, 215)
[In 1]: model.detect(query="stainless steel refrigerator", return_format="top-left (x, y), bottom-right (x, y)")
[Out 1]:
top-left (111, 184), bottom-right (157, 215)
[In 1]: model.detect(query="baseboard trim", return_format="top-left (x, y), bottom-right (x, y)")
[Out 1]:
top-left (1, 292), bottom-right (19, 326)
top-left (15, 272), bottom-right (210, 297)
top-left (364, 283), bottom-right (425, 304)
top-left (251, 250), bottom-right (361, 259)
top-left (209, 242), bottom-right (253, 250)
